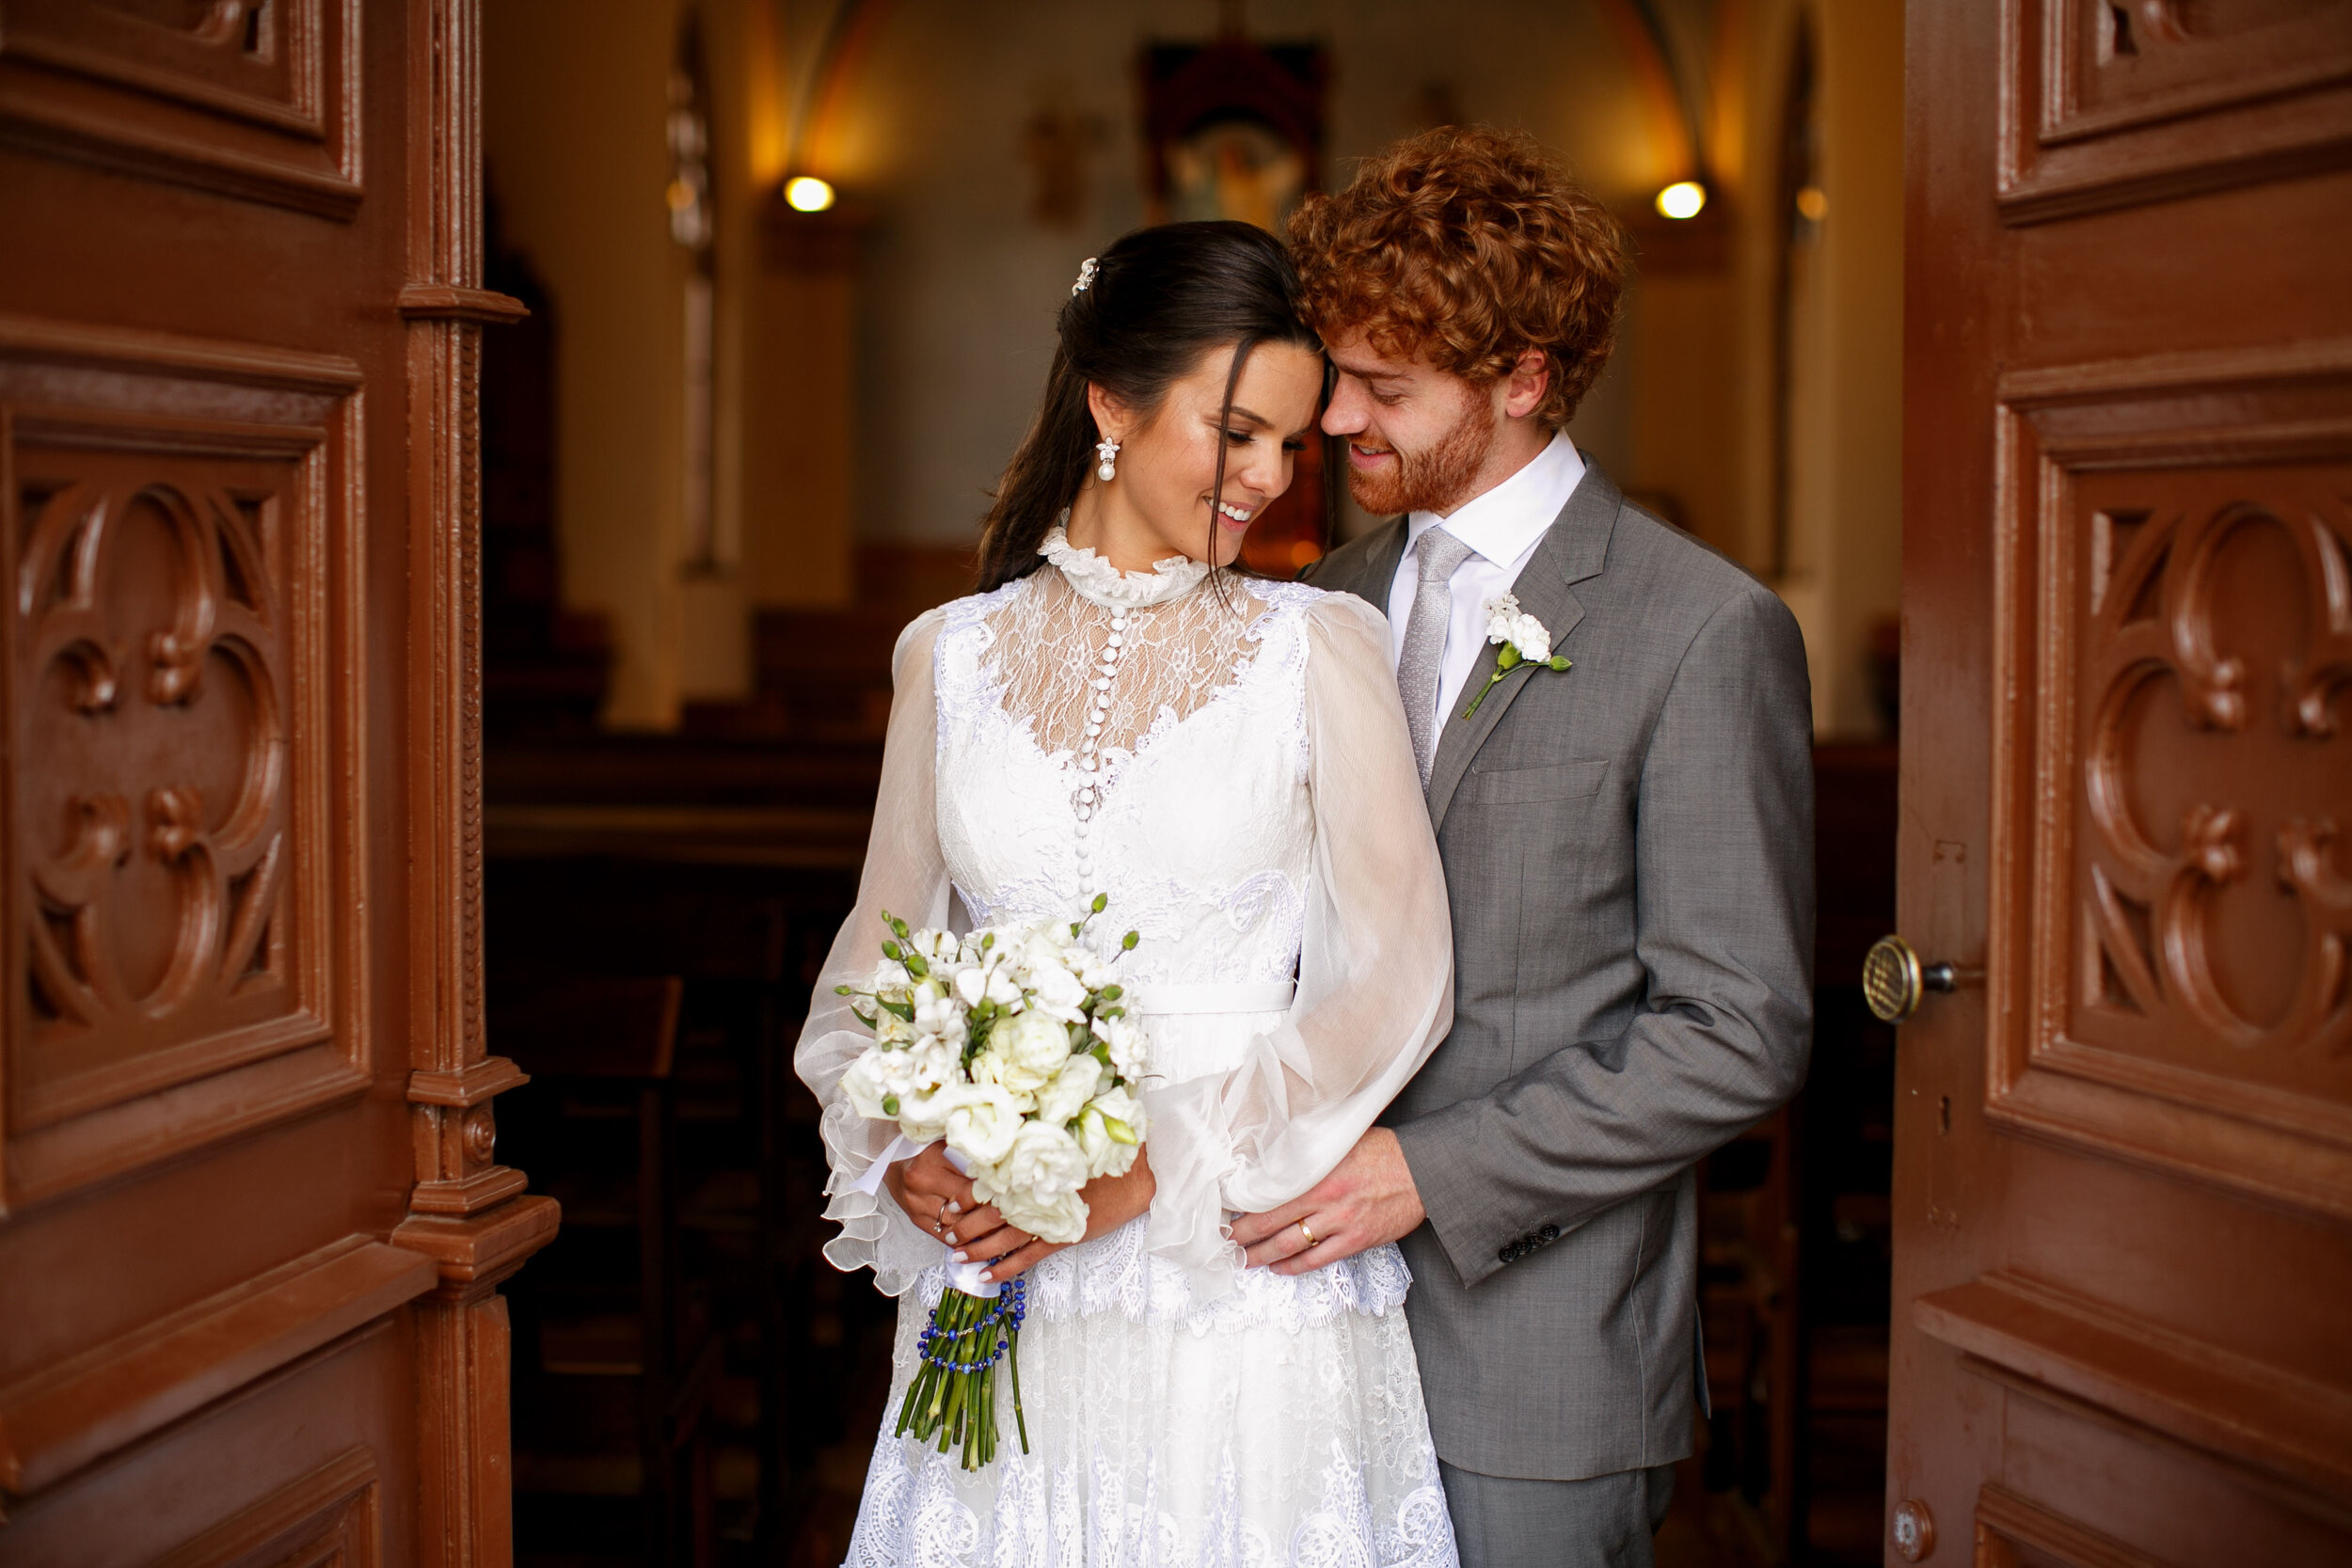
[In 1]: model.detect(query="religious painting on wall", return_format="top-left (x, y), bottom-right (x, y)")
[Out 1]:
top-left (1143, 34), bottom-right (1331, 574)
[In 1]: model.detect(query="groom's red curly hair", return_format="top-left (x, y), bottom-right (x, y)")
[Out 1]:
top-left (1287, 126), bottom-right (1625, 430)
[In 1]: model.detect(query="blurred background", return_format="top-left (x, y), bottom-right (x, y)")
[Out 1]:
top-left (473, 3), bottom-right (1901, 1563)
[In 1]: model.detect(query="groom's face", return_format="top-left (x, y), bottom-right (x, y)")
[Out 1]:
top-left (1320, 329), bottom-right (1502, 518)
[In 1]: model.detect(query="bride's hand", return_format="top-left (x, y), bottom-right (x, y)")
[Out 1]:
top-left (961, 1147), bottom-right (1156, 1286)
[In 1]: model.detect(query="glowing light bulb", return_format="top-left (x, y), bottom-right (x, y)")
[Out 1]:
top-left (1655, 181), bottom-right (1707, 221)
top-left (784, 176), bottom-right (836, 214)
top-left (1796, 185), bottom-right (1829, 222)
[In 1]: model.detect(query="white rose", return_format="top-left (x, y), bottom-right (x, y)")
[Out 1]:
top-left (895, 1080), bottom-right (968, 1144)
top-left (981, 1118), bottom-right (1091, 1201)
top-left (839, 1050), bottom-right (895, 1121)
top-left (993, 1185), bottom-right (1089, 1246)
top-left (993, 1008), bottom-right (1074, 1085)
top-left (944, 1084), bottom-right (1027, 1165)
top-left (866, 958), bottom-right (912, 993)
top-left (1033, 1053), bottom-right (1102, 1127)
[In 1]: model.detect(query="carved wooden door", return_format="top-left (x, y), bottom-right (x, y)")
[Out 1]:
top-left (0, 3), bottom-right (553, 1563)
top-left (1887, 3), bottom-right (2352, 1563)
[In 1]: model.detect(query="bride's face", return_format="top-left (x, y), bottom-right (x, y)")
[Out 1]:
top-left (1085, 341), bottom-right (1325, 570)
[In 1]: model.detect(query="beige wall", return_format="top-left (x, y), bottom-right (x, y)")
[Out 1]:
top-left (1724, 0), bottom-right (1906, 737)
top-left (485, 0), bottom-right (696, 728)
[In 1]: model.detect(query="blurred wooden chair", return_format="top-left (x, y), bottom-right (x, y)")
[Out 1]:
top-left (499, 974), bottom-right (718, 1568)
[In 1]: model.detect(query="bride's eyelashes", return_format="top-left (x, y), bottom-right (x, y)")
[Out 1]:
top-left (1218, 428), bottom-right (1310, 453)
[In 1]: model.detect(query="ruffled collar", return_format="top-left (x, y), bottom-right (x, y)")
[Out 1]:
top-left (1039, 518), bottom-right (1213, 609)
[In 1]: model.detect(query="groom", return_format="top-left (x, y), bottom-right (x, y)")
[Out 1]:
top-left (1234, 127), bottom-right (1815, 1565)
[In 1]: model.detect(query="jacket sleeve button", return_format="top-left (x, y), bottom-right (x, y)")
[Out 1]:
top-left (1537, 1223), bottom-right (1559, 1243)
top-left (1497, 1246), bottom-right (1515, 1264)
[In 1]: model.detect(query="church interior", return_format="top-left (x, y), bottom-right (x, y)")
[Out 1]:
top-left (471, 2), bottom-right (1903, 1562)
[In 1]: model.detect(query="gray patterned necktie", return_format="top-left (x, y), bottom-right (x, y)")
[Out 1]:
top-left (1397, 525), bottom-right (1476, 786)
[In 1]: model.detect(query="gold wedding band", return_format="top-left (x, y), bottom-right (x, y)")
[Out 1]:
top-left (1298, 1219), bottom-right (1317, 1247)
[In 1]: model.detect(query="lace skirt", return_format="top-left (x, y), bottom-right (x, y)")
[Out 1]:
top-left (843, 1219), bottom-right (1459, 1568)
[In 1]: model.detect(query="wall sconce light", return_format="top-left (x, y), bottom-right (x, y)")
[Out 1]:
top-left (1655, 180), bottom-right (1708, 221)
top-left (784, 175), bottom-right (837, 213)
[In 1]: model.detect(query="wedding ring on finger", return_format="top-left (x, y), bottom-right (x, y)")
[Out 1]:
top-left (1297, 1219), bottom-right (1318, 1249)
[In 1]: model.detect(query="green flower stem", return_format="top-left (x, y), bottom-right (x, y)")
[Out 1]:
top-left (1010, 1326), bottom-right (1029, 1451)
top-left (1459, 649), bottom-right (1572, 721)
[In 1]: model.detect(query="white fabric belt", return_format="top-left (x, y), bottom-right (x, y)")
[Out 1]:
top-left (1134, 980), bottom-right (1296, 1017)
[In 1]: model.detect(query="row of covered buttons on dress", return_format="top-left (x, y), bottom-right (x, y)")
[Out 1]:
top-left (1497, 1222), bottom-right (1562, 1266)
top-left (1073, 608), bottom-right (1128, 900)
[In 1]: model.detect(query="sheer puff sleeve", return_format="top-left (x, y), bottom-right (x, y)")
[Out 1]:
top-left (1142, 592), bottom-right (1454, 1294)
top-left (793, 606), bottom-right (953, 1297)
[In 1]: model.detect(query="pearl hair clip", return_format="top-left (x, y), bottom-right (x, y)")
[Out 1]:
top-left (1072, 257), bottom-right (1098, 295)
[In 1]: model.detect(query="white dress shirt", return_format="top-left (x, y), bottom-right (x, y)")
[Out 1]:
top-left (1385, 430), bottom-right (1586, 728)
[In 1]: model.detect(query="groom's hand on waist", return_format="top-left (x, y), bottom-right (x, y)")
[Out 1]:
top-left (1231, 1128), bottom-right (1425, 1275)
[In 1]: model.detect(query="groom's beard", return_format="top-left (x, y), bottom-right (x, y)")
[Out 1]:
top-left (1345, 396), bottom-right (1497, 517)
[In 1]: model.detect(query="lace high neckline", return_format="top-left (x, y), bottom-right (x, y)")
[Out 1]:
top-left (1040, 519), bottom-right (1213, 609)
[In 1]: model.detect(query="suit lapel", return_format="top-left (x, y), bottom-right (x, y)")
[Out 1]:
top-left (1424, 460), bottom-right (1624, 830)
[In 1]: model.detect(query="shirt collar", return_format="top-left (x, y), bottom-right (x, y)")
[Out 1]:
top-left (1405, 430), bottom-right (1585, 566)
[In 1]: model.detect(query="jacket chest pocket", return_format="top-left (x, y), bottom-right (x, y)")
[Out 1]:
top-left (1458, 757), bottom-right (1609, 806)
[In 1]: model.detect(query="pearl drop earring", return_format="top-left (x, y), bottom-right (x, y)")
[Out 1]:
top-left (1095, 438), bottom-right (1120, 483)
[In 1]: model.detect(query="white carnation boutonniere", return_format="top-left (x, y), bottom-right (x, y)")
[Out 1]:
top-left (1461, 593), bottom-right (1573, 719)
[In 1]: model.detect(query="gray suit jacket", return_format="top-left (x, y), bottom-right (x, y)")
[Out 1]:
top-left (1306, 457), bottom-right (1814, 1481)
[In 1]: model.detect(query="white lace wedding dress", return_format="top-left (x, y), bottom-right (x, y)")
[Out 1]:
top-left (795, 526), bottom-right (1459, 1568)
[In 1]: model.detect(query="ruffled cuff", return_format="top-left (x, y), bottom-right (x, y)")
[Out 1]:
top-left (816, 1097), bottom-right (939, 1297)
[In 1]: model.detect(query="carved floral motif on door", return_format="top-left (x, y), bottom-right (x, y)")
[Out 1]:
top-left (8, 427), bottom-right (349, 1154)
top-left (2082, 485), bottom-right (2352, 1059)
top-left (1988, 349), bottom-right (2352, 1224)
top-left (24, 476), bottom-right (289, 1036)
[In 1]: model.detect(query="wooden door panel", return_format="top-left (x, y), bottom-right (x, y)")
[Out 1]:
top-left (0, 0), bottom-right (361, 217)
top-left (1986, 344), bottom-right (2352, 1220)
top-left (1999, 0), bottom-right (2352, 222)
top-left (3, 1323), bottom-right (410, 1568)
top-left (2, 321), bottom-right (369, 1211)
top-left (1897, 1), bottom-right (2352, 1562)
top-left (0, 2), bottom-right (550, 1561)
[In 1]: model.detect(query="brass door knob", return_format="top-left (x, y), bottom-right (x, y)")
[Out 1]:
top-left (1863, 935), bottom-right (1959, 1023)
top-left (1891, 1497), bottom-right (1936, 1560)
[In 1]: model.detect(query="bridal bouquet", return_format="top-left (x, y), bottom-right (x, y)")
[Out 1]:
top-left (835, 897), bottom-right (1147, 1467)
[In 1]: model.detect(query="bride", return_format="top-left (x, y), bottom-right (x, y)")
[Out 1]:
top-left (795, 220), bottom-right (1458, 1567)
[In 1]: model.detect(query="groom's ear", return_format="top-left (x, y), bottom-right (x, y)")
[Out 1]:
top-left (1501, 350), bottom-right (1551, 421)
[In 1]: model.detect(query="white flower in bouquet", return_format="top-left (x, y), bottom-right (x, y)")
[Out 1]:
top-left (976, 1119), bottom-right (1093, 1243)
top-left (945, 1083), bottom-right (1027, 1164)
top-left (1090, 1011), bottom-right (1146, 1083)
top-left (977, 1009), bottom-right (1068, 1100)
top-left (953, 949), bottom-right (1024, 1009)
top-left (895, 1080), bottom-right (968, 1146)
top-left (913, 986), bottom-right (967, 1045)
top-left (1031, 1053), bottom-right (1102, 1127)
top-left (1026, 958), bottom-right (1090, 1022)
top-left (1074, 1081), bottom-right (1145, 1180)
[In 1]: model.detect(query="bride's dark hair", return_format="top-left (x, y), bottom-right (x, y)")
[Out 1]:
top-left (976, 220), bottom-right (1326, 593)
